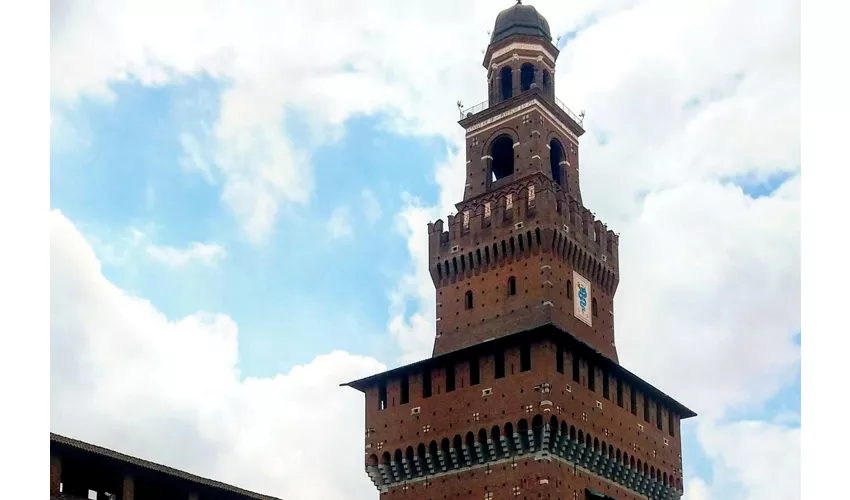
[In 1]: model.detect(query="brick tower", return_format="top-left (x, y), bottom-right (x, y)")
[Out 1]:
top-left (344, 3), bottom-right (696, 499)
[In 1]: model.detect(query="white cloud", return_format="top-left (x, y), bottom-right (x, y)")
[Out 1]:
top-left (685, 418), bottom-right (800, 500)
top-left (50, 209), bottom-right (384, 500)
top-left (146, 241), bottom-right (227, 268)
top-left (361, 188), bottom-right (382, 223)
top-left (387, 197), bottom-right (440, 364)
top-left (326, 206), bottom-right (354, 240)
top-left (616, 178), bottom-right (801, 419)
top-left (83, 224), bottom-right (228, 269)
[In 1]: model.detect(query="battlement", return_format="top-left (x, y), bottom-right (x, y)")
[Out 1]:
top-left (427, 173), bottom-right (619, 290)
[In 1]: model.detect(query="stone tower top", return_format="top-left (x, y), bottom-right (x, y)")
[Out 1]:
top-left (489, 1), bottom-right (553, 45)
top-left (430, 2), bottom-right (618, 360)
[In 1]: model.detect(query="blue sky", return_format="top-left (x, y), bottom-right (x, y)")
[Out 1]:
top-left (49, 1), bottom-right (800, 499)
top-left (52, 80), bottom-right (450, 374)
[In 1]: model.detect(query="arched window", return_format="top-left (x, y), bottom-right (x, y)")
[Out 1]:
top-left (490, 135), bottom-right (514, 182)
top-left (542, 70), bottom-right (551, 92)
top-left (499, 66), bottom-right (513, 100)
top-left (550, 139), bottom-right (564, 185)
top-left (478, 429), bottom-right (489, 460)
top-left (508, 276), bottom-right (517, 296)
top-left (517, 419), bottom-right (529, 451)
top-left (592, 297), bottom-right (598, 316)
top-left (504, 422), bottom-right (515, 453)
top-left (465, 290), bottom-right (474, 309)
top-left (567, 280), bottom-right (573, 299)
top-left (405, 447), bottom-right (415, 472)
top-left (394, 449), bottom-right (403, 472)
top-left (441, 438), bottom-right (451, 456)
top-left (465, 432), bottom-right (477, 461)
top-left (520, 63), bottom-right (536, 91)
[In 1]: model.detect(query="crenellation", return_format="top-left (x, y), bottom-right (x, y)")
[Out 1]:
top-left (429, 185), bottom-right (619, 292)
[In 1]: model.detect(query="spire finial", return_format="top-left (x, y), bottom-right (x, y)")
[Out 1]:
top-left (517, 0), bottom-right (522, 5)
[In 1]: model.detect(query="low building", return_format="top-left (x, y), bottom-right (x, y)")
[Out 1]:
top-left (50, 433), bottom-right (279, 500)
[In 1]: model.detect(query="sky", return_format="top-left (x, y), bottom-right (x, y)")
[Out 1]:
top-left (49, 0), bottom-right (800, 499)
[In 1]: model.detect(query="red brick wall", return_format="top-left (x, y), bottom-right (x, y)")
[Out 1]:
top-left (363, 339), bottom-right (683, 495)
top-left (432, 240), bottom-right (619, 361)
top-left (428, 98), bottom-right (620, 360)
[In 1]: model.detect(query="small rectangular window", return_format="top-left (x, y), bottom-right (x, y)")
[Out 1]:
top-left (588, 363), bottom-right (595, 391)
top-left (669, 412), bottom-right (676, 437)
top-left (556, 345), bottom-right (564, 374)
top-left (657, 404), bottom-right (664, 431)
top-left (520, 343), bottom-right (531, 372)
top-left (572, 354), bottom-right (581, 383)
top-left (470, 357), bottom-right (480, 386)
top-left (446, 363), bottom-right (456, 392)
top-left (644, 395), bottom-right (651, 423)
top-left (400, 375), bottom-right (409, 405)
top-left (422, 369), bottom-right (432, 398)
top-left (616, 379), bottom-right (624, 407)
top-left (378, 382), bottom-right (388, 411)
top-left (630, 387), bottom-right (637, 415)
top-left (495, 350), bottom-right (506, 379)
top-left (602, 370), bottom-right (610, 399)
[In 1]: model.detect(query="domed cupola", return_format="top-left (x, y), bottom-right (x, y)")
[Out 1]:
top-left (490, 1), bottom-right (552, 44)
